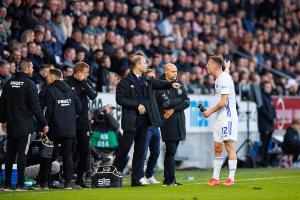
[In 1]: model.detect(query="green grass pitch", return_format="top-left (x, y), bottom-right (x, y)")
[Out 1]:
top-left (1, 168), bottom-right (300, 200)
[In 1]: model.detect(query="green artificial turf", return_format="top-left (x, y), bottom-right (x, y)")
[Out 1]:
top-left (1, 168), bottom-right (300, 200)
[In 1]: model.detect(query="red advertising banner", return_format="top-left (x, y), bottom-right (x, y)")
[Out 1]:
top-left (273, 97), bottom-right (300, 130)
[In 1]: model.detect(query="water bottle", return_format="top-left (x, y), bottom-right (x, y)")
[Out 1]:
top-left (11, 164), bottom-right (18, 186)
top-left (1, 164), bottom-right (5, 183)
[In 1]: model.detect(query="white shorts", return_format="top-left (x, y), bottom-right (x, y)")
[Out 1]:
top-left (213, 118), bottom-right (238, 143)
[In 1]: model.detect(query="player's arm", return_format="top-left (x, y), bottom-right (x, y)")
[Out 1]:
top-left (224, 60), bottom-right (230, 73)
top-left (202, 94), bottom-right (228, 118)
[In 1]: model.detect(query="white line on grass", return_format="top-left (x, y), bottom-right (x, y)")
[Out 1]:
top-left (2, 175), bottom-right (300, 196)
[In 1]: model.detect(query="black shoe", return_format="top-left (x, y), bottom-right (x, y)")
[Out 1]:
top-left (40, 182), bottom-right (49, 190)
top-left (163, 181), bottom-right (183, 186)
top-left (76, 179), bottom-right (89, 188)
top-left (131, 181), bottom-right (146, 187)
top-left (64, 182), bottom-right (73, 190)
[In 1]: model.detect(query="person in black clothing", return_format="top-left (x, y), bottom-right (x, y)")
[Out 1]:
top-left (0, 60), bottom-right (11, 90)
top-left (156, 63), bottom-right (190, 186)
top-left (257, 81), bottom-right (277, 167)
top-left (0, 59), bottom-right (48, 191)
top-left (39, 68), bottom-right (82, 189)
top-left (282, 119), bottom-right (300, 163)
top-left (113, 55), bottom-right (181, 187)
top-left (96, 55), bottom-right (111, 92)
top-left (65, 62), bottom-right (97, 188)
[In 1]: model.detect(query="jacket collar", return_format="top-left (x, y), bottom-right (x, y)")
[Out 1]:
top-left (16, 72), bottom-right (32, 79)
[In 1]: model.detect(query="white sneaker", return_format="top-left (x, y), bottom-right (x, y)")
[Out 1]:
top-left (146, 176), bottom-right (160, 184)
top-left (139, 177), bottom-right (149, 185)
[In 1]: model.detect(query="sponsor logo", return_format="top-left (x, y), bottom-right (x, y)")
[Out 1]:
top-left (98, 178), bottom-right (111, 186)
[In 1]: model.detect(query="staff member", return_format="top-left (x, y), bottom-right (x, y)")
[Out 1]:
top-left (0, 59), bottom-right (48, 191)
top-left (66, 62), bottom-right (97, 188)
top-left (113, 55), bottom-right (181, 187)
top-left (156, 63), bottom-right (190, 186)
top-left (258, 81), bottom-right (276, 167)
top-left (39, 69), bottom-right (82, 189)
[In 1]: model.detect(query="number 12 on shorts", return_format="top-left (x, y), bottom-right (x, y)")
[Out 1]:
top-left (222, 121), bottom-right (232, 137)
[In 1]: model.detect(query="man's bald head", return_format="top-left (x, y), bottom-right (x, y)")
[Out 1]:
top-left (164, 63), bottom-right (177, 81)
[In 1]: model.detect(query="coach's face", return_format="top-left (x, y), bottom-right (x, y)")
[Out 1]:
top-left (139, 57), bottom-right (148, 73)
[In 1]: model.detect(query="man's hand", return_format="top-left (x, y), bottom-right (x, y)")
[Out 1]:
top-left (164, 109), bottom-right (174, 119)
top-left (172, 82), bottom-right (181, 89)
top-left (138, 104), bottom-right (146, 115)
top-left (202, 110), bottom-right (212, 118)
top-left (43, 126), bottom-right (49, 134)
top-left (224, 60), bottom-right (230, 73)
top-left (75, 73), bottom-right (85, 81)
top-left (1, 123), bottom-right (7, 135)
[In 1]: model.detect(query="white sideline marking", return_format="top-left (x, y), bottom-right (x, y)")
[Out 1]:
top-left (2, 175), bottom-right (300, 196)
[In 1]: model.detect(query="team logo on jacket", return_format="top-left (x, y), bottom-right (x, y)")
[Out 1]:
top-left (177, 88), bottom-right (182, 95)
top-left (10, 81), bottom-right (24, 88)
top-left (57, 99), bottom-right (71, 106)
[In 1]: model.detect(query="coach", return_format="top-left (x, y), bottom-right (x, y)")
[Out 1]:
top-left (113, 55), bottom-right (180, 186)
top-left (0, 59), bottom-right (48, 191)
top-left (66, 62), bottom-right (97, 188)
top-left (156, 63), bottom-right (190, 186)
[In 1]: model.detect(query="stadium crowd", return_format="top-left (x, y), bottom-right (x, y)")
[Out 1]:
top-left (0, 0), bottom-right (299, 96)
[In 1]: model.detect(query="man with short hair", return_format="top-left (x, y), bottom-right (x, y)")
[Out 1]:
top-left (156, 63), bottom-right (190, 186)
top-left (39, 68), bottom-right (82, 190)
top-left (0, 59), bottom-right (48, 191)
top-left (66, 61), bottom-right (97, 188)
top-left (113, 55), bottom-right (181, 187)
top-left (202, 56), bottom-right (238, 186)
top-left (0, 60), bottom-right (10, 90)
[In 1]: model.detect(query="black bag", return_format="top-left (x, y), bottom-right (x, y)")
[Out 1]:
top-left (27, 140), bottom-right (42, 166)
top-left (39, 135), bottom-right (54, 159)
top-left (91, 165), bottom-right (122, 188)
top-left (0, 136), bottom-right (6, 164)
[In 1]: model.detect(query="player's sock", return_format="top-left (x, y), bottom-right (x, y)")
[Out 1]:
top-left (228, 160), bottom-right (237, 181)
top-left (212, 157), bottom-right (224, 180)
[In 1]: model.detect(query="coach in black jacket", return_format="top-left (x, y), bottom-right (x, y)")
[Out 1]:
top-left (156, 63), bottom-right (190, 186)
top-left (113, 55), bottom-right (181, 186)
top-left (257, 81), bottom-right (276, 166)
top-left (39, 68), bottom-right (82, 189)
top-left (0, 59), bottom-right (48, 190)
top-left (65, 61), bottom-right (97, 188)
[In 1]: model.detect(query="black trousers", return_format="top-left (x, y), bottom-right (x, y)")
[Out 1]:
top-left (39, 137), bottom-right (75, 184)
top-left (76, 130), bottom-right (90, 180)
top-left (283, 144), bottom-right (300, 162)
top-left (164, 141), bottom-right (179, 184)
top-left (113, 116), bottom-right (148, 182)
top-left (5, 134), bottom-right (31, 187)
top-left (260, 131), bottom-right (273, 166)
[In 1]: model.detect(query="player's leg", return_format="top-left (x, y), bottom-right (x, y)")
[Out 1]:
top-left (208, 141), bottom-right (223, 186)
top-left (223, 141), bottom-right (237, 186)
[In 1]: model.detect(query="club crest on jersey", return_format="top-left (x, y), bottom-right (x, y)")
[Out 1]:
top-left (177, 88), bottom-right (182, 95)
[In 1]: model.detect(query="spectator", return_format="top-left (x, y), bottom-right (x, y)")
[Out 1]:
top-left (62, 65), bottom-right (74, 80)
top-left (0, 60), bottom-right (10, 90)
top-left (285, 79), bottom-right (299, 96)
top-left (63, 47), bottom-right (76, 68)
top-left (96, 55), bottom-right (111, 92)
